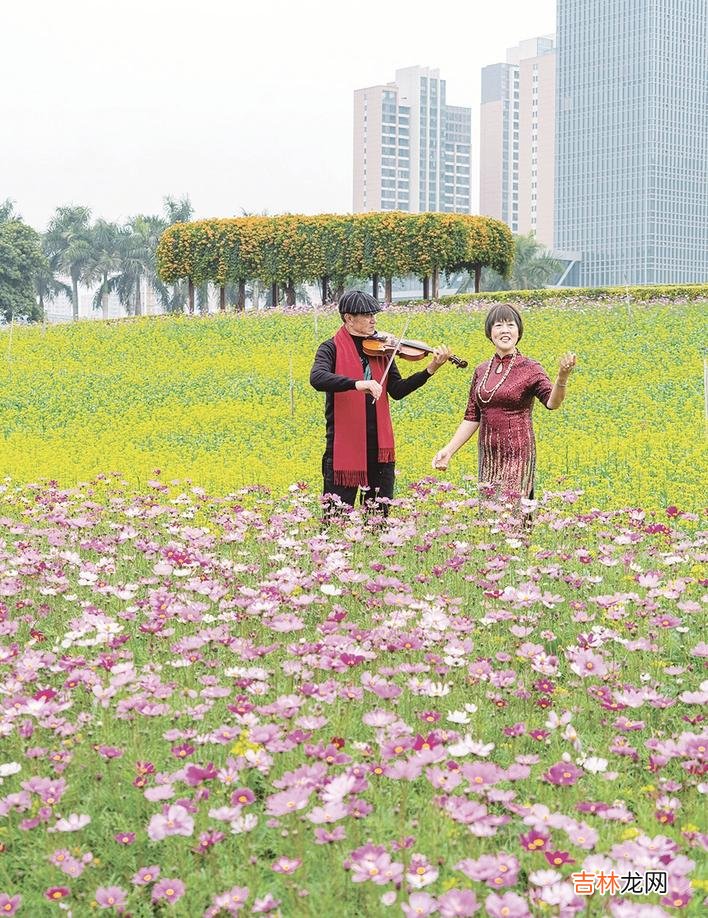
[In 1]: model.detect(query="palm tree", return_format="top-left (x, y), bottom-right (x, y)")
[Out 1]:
top-left (164, 195), bottom-right (193, 225)
top-left (113, 215), bottom-right (169, 315)
top-left (0, 199), bottom-right (21, 223)
top-left (35, 251), bottom-right (72, 321)
top-left (87, 220), bottom-right (125, 318)
top-left (457, 233), bottom-right (562, 293)
top-left (45, 206), bottom-right (93, 320)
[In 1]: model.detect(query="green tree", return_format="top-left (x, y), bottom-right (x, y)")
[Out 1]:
top-left (0, 219), bottom-right (46, 322)
top-left (460, 232), bottom-right (561, 292)
top-left (163, 196), bottom-right (194, 312)
top-left (45, 206), bottom-right (93, 320)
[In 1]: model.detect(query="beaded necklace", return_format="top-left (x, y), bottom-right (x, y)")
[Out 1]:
top-left (477, 350), bottom-right (517, 404)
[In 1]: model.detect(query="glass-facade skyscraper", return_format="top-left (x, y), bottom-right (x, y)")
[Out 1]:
top-left (554, 0), bottom-right (707, 285)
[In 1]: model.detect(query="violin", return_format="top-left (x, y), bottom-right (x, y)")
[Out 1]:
top-left (363, 332), bottom-right (468, 369)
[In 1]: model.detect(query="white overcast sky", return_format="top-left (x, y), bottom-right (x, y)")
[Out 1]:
top-left (1, 0), bottom-right (556, 231)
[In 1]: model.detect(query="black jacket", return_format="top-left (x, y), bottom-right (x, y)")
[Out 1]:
top-left (310, 334), bottom-right (430, 456)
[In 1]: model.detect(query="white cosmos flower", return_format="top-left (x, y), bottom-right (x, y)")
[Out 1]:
top-left (529, 869), bottom-right (563, 887)
top-left (0, 762), bottom-right (21, 782)
top-left (580, 756), bottom-right (608, 774)
top-left (443, 656), bottom-right (466, 667)
top-left (447, 735), bottom-right (495, 758)
top-left (425, 682), bottom-right (451, 697)
top-left (447, 711), bottom-right (471, 725)
top-left (53, 813), bottom-right (91, 832)
top-left (464, 703), bottom-right (478, 714)
top-left (320, 583), bottom-right (342, 596)
top-left (230, 813), bottom-right (258, 834)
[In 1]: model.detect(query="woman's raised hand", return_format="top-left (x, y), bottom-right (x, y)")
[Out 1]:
top-left (558, 352), bottom-right (577, 378)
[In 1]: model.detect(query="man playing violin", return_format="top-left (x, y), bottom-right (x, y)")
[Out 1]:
top-left (310, 289), bottom-right (451, 517)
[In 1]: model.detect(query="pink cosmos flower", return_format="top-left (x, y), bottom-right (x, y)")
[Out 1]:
top-left (132, 866), bottom-right (160, 886)
top-left (147, 804), bottom-right (194, 841)
top-left (45, 886), bottom-right (71, 902)
top-left (95, 886), bottom-right (127, 910)
top-left (401, 892), bottom-right (437, 917)
top-left (660, 878), bottom-right (693, 909)
top-left (151, 878), bottom-right (185, 904)
top-left (485, 892), bottom-right (531, 918)
top-left (271, 857), bottom-right (301, 875)
top-left (461, 762), bottom-right (503, 790)
top-left (252, 894), bottom-right (282, 913)
top-left (0, 894), bottom-right (21, 916)
top-left (55, 856), bottom-right (84, 878)
top-left (97, 745), bottom-right (123, 760)
top-left (314, 826), bottom-right (346, 844)
top-left (406, 854), bottom-right (439, 889)
top-left (569, 649), bottom-right (608, 678)
top-left (265, 785), bottom-right (312, 816)
top-left (210, 886), bottom-right (249, 914)
top-left (438, 888), bottom-right (480, 917)
top-left (609, 903), bottom-right (672, 917)
top-left (347, 843), bottom-right (405, 885)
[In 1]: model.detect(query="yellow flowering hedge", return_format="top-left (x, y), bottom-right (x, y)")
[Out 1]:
top-left (0, 301), bottom-right (705, 509)
top-left (156, 212), bottom-right (514, 287)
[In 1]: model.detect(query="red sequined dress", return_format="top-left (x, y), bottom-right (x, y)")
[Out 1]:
top-left (464, 351), bottom-right (553, 499)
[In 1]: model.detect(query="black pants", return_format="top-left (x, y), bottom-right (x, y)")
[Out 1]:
top-left (322, 452), bottom-right (395, 517)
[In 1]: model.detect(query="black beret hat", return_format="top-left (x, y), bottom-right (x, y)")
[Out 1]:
top-left (338, 290), bottom-right (382, 316)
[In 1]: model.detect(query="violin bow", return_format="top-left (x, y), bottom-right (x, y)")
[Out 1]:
top-left (372, 315), bottom-right (412, 402)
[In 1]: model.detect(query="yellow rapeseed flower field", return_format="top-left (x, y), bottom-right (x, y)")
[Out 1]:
top-left (0, 302), bottom-right (705, 509)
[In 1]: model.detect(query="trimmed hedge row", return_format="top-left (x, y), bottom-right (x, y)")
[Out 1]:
top-left (155, 212), bottom-right (514, 287)
top-left (428, 283), bottom-right (708, 307)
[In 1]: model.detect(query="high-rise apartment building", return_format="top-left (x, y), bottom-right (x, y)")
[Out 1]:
top-left (555, 0), bottom-right (708, 286)
top-left (479, 37), bottom-right (556, 248)
top-left (353, 66), bottom-right (472, 214)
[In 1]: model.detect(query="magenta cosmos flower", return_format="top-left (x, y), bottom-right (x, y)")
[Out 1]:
top-left (543, 762), bottom-right (583, 786)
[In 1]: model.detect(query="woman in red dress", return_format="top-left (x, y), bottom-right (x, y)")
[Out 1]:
top-left (432, 304), bottom-right (576, 500)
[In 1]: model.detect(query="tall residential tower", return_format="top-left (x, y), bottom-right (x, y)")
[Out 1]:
top-left (480, 37), bottom-right (556, 247)
top-left (554, 0), bottom-right (708, 285)
top-left (353, 66), bottom-right (472, 214)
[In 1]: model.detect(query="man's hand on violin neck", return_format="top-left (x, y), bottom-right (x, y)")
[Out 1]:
top-left (426, 345), bottom-right (452, 375)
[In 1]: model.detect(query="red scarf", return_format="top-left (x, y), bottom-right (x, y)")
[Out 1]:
top-left (332, 325), bottom-right (395, 486)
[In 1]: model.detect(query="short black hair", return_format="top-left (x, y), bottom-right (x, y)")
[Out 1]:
top-left (338, 290), bottom-right (382, 317)
top-left (485, 303), bottom-right (523, 342)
